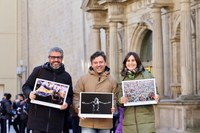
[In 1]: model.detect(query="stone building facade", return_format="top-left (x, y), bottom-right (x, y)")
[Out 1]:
top-left (81, 0), bottom-right (200, 132)
top-left (0, 0), bottom-right (200, 132)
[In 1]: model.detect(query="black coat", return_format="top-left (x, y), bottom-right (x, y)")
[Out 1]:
top-left (22, 62), bottom-right (73, 133)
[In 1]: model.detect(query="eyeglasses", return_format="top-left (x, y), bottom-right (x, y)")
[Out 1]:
top-left (48, 56), bottom-right (63, 60)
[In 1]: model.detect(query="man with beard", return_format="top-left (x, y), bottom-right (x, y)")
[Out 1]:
top-left (22, 47), bottom-right (73, 133)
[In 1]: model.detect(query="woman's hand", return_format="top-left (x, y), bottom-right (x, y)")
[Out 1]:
top-left (154, 94), bottom-right (160, 103)
top-left (120, 97), bottom-right (128, 104)
top-left (111, 107), bottom-right (115, 115)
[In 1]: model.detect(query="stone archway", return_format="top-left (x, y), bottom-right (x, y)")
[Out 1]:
top-left (130, 22), bottom-right (149, 54)
top-left (129, 22), bottom-right (153, 71)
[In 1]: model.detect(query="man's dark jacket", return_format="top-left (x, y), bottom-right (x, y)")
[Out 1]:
top-left (22, 62), bottom-right (73, 133)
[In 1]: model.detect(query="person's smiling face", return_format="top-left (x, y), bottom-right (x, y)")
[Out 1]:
top-left (91, 56), bottom-right (106, 74)
top-left (126, 55), bottom-right (137, 71)
top-left (48, 51), bottom-right (63, 69)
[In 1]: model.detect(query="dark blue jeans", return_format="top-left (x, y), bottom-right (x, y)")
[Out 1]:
top-left (82, 127), bottom-right (110, 133)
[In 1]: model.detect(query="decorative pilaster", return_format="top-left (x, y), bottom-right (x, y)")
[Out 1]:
top-left (151, 7), bottom-right (164, 98)
top-left (171, 38), bottom-right (180, 84)
top-left (170, 38), bottom-right (181, 98)
top-left (180, 0), bottom-right (193, 95)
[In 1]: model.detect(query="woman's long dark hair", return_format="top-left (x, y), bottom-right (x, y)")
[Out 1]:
top-left (121, 52), bottom-right (144, 76)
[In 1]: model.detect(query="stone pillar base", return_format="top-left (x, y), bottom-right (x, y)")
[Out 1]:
top-left (155, 99), bottom-right (200, 133)
top-left (177, 95), bottom-right (200, 100)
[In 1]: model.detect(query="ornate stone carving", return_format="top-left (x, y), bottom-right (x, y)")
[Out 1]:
top-left (81, 0), bottom-right (105, 11)
top-left (140, 12), bottom-right (153, 27)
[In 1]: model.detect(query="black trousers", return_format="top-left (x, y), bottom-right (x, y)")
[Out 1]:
top-left (0, 118), bottom-right (11, 133)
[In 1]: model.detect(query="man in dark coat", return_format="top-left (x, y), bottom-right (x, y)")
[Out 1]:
top-left (22, 47), bottom-right (73, 133)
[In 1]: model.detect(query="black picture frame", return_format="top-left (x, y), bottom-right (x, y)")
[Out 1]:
top-left (80, 92), bottom-right (113, 118)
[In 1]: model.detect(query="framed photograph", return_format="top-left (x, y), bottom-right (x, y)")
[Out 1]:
top-left (122, 78), bottom-right (157, 106)
top-left (80, 92), bottom-right (113, 118)
top-left (31, 78), bottom-right (69, 109)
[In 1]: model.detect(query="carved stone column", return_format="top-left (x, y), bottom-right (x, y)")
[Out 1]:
top-left (180, 0), bottom-right (193, 96)
top-left (109, 22), bottom-right (118, 79)
top-left (105, 28), bottom-right (110, 66)
top-left (151, 7), bottom-right (164, 98)
top-left (91, 27), bottom-right (101, 50)
top-left (196, 3), bottom-right (200, 94)
top-left (162, 9), bottom-right (170, 96)
top-left (106, 3), bottom-right (126, 80)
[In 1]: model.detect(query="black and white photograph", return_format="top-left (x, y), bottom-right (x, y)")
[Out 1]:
top-left (80, 92), bottom-right (113, 118)
top-left (31, 78), bottom-right (69, 109)
top-left (122, 78), bottom-right (157, 106)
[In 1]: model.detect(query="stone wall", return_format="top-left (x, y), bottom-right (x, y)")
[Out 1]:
top-left (0, 0), bottom-right (19, 97)
top-left (21, 0), bottom-right (92, 86)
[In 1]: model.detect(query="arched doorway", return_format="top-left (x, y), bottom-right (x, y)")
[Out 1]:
top-left (140, 30), bottom-right (152, 72)
top-left (129, 22), bottom-right (153, 72)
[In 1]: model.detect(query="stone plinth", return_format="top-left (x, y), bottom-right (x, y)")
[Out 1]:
top-left (155, 99), bottom-right (200, 133)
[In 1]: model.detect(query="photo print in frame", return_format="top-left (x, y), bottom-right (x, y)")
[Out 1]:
top-left (122, 78), bottom-right (157, 106)
top-left (31, 78), bottom-right (69, 109)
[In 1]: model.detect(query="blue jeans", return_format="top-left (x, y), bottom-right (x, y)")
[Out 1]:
top-left (82, 127), bottom-right (110, 133)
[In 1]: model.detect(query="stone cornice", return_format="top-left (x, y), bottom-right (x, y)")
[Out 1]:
top-left (82, 0), bottom-right (130, 22)
top-left (97, 0), bottom-right (132, 5)
top-left (81, 0), bottom-right (106, 12)
top-left (147, 0), bottom-right (174, 8)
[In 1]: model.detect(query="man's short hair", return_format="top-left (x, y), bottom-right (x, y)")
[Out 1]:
top-left (90, 51), bottom-right (106, 63)
top-left (48, 47), bottom-right (64, 57)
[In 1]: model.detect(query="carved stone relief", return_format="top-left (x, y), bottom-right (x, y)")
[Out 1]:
top-left (140, 12), bottom-right (153, 29)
